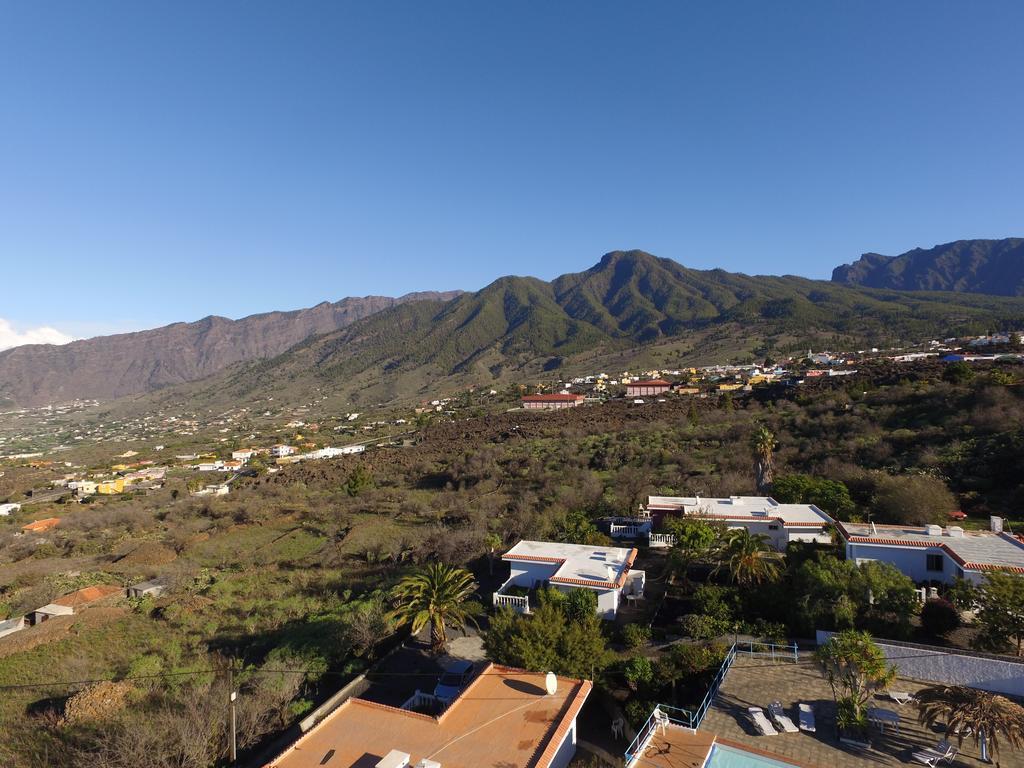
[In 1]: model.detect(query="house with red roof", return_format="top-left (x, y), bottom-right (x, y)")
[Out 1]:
top-left (625, 379), bottom-right (671, 398)
top-left (521, 393), bottom-right (584, 410)
top-left (837, 520), bottom-right (1024, 585)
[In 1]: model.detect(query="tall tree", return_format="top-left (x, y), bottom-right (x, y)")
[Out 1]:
top-left (917, 685), bottom-right (1024, 762)
top-left (815, 630), bottom-right (895, 736)
top-left (975, 572), bottom-right (1024, 655)
top-left (751, 426), bottom-right (776, 493)
top-left (714, 528), bottom-right (782, 586)
top-left (390, 563), bottom-right (480, 654)
top-left (665, 517), bottom-right (720, 585)
top-left (484, 532), bottom-right (503, 576)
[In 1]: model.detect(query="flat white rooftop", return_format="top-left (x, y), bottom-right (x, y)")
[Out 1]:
top-left (646, 496), bottom-right (833, 526)
top-left (840, 523), bottom-right (1024, 572)
top-left (503, 540), bottom-right (638, 587)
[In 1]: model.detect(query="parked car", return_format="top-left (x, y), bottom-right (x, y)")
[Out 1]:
top-left (433, 660), bottom-right (474, 703)
top-left (948, 510), bottom-right (967, 521)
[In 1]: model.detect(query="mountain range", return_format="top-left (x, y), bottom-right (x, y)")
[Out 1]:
top-left (0, 292), bottom-right (459, 407)
top-left (832, 238), bottom-right (1024, 295)
top-left (3, 243), bottom-right (1024, 408)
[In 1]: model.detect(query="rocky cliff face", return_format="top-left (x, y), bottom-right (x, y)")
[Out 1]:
top-left (0, 291), bottom-right (460, 405)
top-left (832, 238), bottom-right (1024, 295)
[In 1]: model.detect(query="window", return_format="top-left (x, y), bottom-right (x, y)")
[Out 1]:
top-left (926, 554), bottom-right (944, 572)
top-left (768, 524), bottom-right (780, 530)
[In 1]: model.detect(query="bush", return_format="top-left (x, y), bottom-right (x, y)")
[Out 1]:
top-left (621, 655), bottom-right (654, 691)
top-left (679, 613), bottom-right (729, 640)
top-left (921, 598), bottom-right (960, 637)
top-left (621, 623), bottom-right (652, 650)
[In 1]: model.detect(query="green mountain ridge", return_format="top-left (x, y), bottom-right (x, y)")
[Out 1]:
top-left (179, 249), bottom-right (1024, 409)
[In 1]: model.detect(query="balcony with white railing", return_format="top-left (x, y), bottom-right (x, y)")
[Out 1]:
top-left (647, 532), bottom-right (676, 548)
top-left (610, 518), bottom-right (653, 539)
top-left (492, 577), bottom-right (530, 614)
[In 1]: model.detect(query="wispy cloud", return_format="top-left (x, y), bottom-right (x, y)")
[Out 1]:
top-left (0, 318), bottom-right (75, 352)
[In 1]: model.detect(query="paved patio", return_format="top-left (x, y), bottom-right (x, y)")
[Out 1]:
top-left (701, 655), bottom-right (1024, 768)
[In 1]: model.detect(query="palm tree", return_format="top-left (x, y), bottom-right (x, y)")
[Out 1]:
top-left (917, 685), bottom-right (1024, 762)
top-left (484, 533), bottom-right (503, 576)
top-left (714, 528), bottom-right (782, 586)
top-left (390, 563), bottom-right (481, 654)
top-left (751, 426), bottom-right (776, 493)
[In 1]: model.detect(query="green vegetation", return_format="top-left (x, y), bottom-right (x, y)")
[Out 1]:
top-left (389, 563), bottom-right (481, 654)
top-left (816, 630), bottom-right (896, 739)
top-left (916, 685), bottom-right (1024, 761)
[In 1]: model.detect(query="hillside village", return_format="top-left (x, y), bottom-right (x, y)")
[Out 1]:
top-left (2, 337), bottom-right (1024, 767)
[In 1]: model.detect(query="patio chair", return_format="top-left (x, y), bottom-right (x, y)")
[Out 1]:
top-left (767, 701), bottom-right (799, 733)
top-left (797, 702), bottom-right (816, 733)
top-left (747, 706), bottom-right (779, 736)
top-left (611, 716), bottom-right (626, 740)
top-left (652, 707), bottom-right (671, 736)
top-left (889, 691), bottom-right (916, 705)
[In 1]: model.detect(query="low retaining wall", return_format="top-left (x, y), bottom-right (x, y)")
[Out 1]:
top-left (298, 674), bottom-right (371, 732)
top-left (816, 631), bottom-right (1024, 697)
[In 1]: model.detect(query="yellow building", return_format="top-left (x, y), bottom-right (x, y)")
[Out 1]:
top-left (97, 479), bottom-right (125, 495)
top-left (717, 383), bottom-right (744, 392)
top-left (111, 464), bottom-right (130, 472)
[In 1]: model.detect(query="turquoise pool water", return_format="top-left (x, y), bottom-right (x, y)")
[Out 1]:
top-left (704, 744), bottom-right (802, 768)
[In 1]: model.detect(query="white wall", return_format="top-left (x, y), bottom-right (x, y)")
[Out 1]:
top-left (596, 588), bottom-right (619, 620)
top-left (546, 717), bottom-right (578, 768)
top-left (845, 542), bottom-right (965, 584)
top-left (507, 560), bottom-right (560, 589)
top-left (816, 632), bottom-right (1024, 697)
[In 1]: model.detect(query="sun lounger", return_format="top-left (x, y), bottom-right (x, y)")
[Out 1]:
top-left (748, 706), bottom-right (778, 736)
top-left (798, 702), bottom-right (816, 732)
top-left (917, 741), bottom-right (958, 764)
top-left (767, 701), bottom-right (799, 733)
top-left (912, 751), bottom-right (941, 767)
top-left (889, 691), bottom-right (915, 705)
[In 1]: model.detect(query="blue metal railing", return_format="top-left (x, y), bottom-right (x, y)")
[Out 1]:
top-left (623, 640), bottom-right (799, 764)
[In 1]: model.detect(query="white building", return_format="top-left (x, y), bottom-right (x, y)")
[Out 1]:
top-left (837, 521), bottom-right (1024, 585)
top-left (493, 540), bottom-right (644, 620)
top-left (231, 449), bottom-right (256, 462)
top-left (270, 444), bottom-right (297, 458)
top-left (68, 480), bottom-right (97, 496)
top-left (0, 503), bottom-right (21, 516)
top-left (645, 495), bottom-right (834, 551)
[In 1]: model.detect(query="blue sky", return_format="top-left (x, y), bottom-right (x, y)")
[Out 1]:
top-left (2, 2), bottom-right (1023, 343)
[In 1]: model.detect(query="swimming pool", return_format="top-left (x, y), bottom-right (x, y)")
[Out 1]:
top-left (704, 743), bottom-right (803, 768)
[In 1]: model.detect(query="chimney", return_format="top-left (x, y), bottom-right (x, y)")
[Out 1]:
top-left (415, 761), bottom-right (441, 768)
top-left (925, 524), bottom-right (943, 537)
top-left (946, 526), bottom-right (965, 538)
top-left (992, 516), bottom-right (1004, 533)
top-left (606, 565), bottom-right (617, 582)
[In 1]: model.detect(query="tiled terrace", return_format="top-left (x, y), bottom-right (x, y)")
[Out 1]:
top-left (627, 726), bottom-right (715, 768)
top-left (701, 655), bottom-right (1024, 768)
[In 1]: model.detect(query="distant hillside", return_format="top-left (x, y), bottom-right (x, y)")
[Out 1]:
top-left (196, 250), bottom-right (1024, 407)
top-left (0, 291), bottom-right (460, 406)
top-left (832, 238), bottom-right (1024, 295)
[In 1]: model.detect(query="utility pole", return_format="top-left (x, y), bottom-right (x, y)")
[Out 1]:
top-left (229, 668), bottom-right (237, 764)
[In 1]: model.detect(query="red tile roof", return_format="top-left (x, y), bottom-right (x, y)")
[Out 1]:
top-left (264, 664), bottom-right (592, 768)
top-left (627, 379), bottom-right (670, 386)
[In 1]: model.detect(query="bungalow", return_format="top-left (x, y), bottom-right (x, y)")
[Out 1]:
top-left (0, 502), bottom-right (21, 516)
top-left (270, 444), bottom-right (297, 458)
top-left (69, 480), bottom-right (97, 496)
top-left (97, 478), bottom-right (125, 494)
top-left (231, 449), bottom-right (256, 462)
top-left (21, 517), bottom-right (61, 534)
top-left (837, 521), bottom-right (1024, 585)
top-left (521, 393), bottom-right (584, 410)
top-left (28, 584), bottom-right (124, 624)
top-left (263, 664), bottom-right (591, 768)
top-left (493, 540), bottom-right (644, 620)
top-left (626, 380), bottom-right (671, 398)
top-left (645, 496), bottom-right (834, 551)
top-left (127, 578), bottom-right (168, 599)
